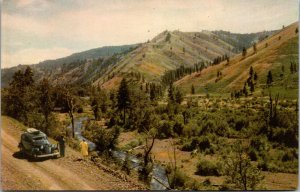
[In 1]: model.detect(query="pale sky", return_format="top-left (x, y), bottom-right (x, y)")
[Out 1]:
top-left (2, 0), bottom-right (299, 68)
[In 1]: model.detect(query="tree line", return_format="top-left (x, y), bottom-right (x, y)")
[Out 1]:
top-left (161, 62), bottom-right (206, 85)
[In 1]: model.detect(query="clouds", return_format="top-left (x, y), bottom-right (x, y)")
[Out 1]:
top-left (2, 0), bottom-right (299, 68)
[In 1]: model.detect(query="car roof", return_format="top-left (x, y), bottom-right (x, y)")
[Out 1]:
top-left (22, 130), bottom-right (47, 139)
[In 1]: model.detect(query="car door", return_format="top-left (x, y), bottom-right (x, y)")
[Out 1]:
top-left (22, 135), bottom-right (32, 150)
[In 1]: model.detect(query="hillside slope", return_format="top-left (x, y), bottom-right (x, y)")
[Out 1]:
top-left (1, 45), bottom-right (137, 87)
top-left (94, 30), bottom-right (277, 88)
top-left (176, 22), bottom-right (299, 99)
top-left (2, 29), bottom-right (277, 89)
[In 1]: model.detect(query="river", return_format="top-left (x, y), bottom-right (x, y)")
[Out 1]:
top-left (68, 117), bottom-right (170, 190)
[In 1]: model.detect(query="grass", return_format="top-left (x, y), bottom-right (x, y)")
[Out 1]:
top-left (2, 116), bottom-right (27, 131)
top-left (176, 23), bottom-right (299, 100)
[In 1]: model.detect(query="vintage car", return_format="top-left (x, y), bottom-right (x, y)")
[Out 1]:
top-left (18, 128), bottom-right (59, 158)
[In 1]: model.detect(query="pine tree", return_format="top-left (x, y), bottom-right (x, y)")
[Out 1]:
top-left (4, 67), bottom-right (35, 123)
top-left (249, 66), bottom-right (254, 78)
top-left (254, 72), bottom-right (258, 81)
top-left (175, 90), bottom-right (183, 104)
top-left (166, 32), bottom-right (171, 42)
top-left (243, 83), bottom-right (248, 97)
top-left (150, 83), bottom-right (156, 101)
top-left (117, 78), bottom-right (131, 125)
top-left (168, 83), bottom-right (175, 102)
top-left (242, 47), bottom-right (247, 57)
top-left (253, 43), bottom-right (257, 53)
top-left (290, 62), bottom-right (294, 74)
top-left (267, 71), bottom-right (273, 86)
top-left (250, 82), bottom-right (255, 93)
top-left (191, 84), bottom-right (195, 94)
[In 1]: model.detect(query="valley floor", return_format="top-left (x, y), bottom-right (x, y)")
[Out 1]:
top-left (119, 130), bottom-right (298, 190)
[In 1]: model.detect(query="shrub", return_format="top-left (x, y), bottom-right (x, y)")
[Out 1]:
top-left (258, 159), bottom-right (269, 171)
top-left (173, 121), bottom-right (184, 136)
top-left (250, 136), bottom-right (269, 152)
top-left (203, 178), bottom-right (211, 186)
top-left (181, 136), bottom-right (211, 152)
top-left (224, 141), bottom-right (264, 190)
top-left (158, 120), bottom-right (174, 138)
top-left (248, 147), bottom-right (258, 161)
top-left (196, 159), bottom-right (220, 176)
top-left (77, 106), bottom-right (84, 113)
top-left (83, 122), bottom-right (120, 152)
top-left (201, 119), bottom-right (217, 134)
top-left (282, 148), bottom-right (297, 162)
top-left (198, 137), bottom-right (211, 152)
top-left (235, 117), bottom-right (249, 131)
top-left (215, 120), bottom-right (229, 137)
top-left (165, 165), bottom-right (188, 189)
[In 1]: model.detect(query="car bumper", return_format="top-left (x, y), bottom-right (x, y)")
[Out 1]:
top-left (35, 152), bottom-right (60, 158)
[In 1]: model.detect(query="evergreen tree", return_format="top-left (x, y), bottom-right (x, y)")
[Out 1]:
top-left (253, 43), bottom-right (257, 53)
top-left (4, 67), bottom-right (35, 123)
top-left (242, 47), bottom-right (247, 57)
top-left (267, 71), bottom-right (273, 86)
top-left (166, 32), bottom-right (171, 42)
top-left (254, 72), bottom-right (258, 81)
top-left (250, 82), bottom-right (255, 93)
top-left (191, 84), bottom-right (195, 95)
top-left (91, 96), bottom-right (100, 120)
top-left (243, 84), bottom-right (248, 97)
top-left (290, 62), bottom-right (294, 74)
top-left (175, 90), bottom-right (183, 104)
top-left (150, 83), bottom-right (156, 101)
top-left (117, 78), bottom-right (131, 125)
top-left (249, 66), bottom-right (254, 78)
top-left (168, 83), bottom-right (175, 102)
top-left (226, 56), bottom-right (230, 65)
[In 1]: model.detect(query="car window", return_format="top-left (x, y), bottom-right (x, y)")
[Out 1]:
top-left (33, 136), bottom-right (45, 141)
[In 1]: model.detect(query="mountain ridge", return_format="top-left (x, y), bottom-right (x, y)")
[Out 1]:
top-left (1, 28), bottom-right (280, 88)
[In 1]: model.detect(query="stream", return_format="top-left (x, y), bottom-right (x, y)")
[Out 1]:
top-left (68, 117), bottom-right (170, 190)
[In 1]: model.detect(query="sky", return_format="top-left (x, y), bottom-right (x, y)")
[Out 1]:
top-left (2, 0), bottom-right (299, 68)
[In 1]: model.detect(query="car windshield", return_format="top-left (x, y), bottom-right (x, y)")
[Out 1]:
top-left (33, 136), bottom-right (45, 141)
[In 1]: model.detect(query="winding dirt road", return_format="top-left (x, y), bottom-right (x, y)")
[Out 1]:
top-left (1, 116), bottom-right (144, 190)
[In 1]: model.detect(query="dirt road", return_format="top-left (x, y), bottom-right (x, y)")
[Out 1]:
top-left (1, 116), bottom-right (145, 190)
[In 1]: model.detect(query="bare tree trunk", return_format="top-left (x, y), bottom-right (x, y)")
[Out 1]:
top-left (70, 112), bottom-right (75, 138)
top-left (64, 88), bottom-right (76, 138)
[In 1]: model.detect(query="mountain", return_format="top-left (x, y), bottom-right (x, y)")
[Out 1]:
top-left (2, 29), bottom-right (279, 89)
top-left (92, 29), bottom-right (278, 89)
top-left (1, 44), bottom-right (138, 87)
top-left (211, 30), bottom-right (277, 52)
top-left (175, 22), bottom-right (298, 99)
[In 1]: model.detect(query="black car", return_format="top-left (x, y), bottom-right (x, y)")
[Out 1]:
top-left (18, 128), bottom-right (59, 158)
